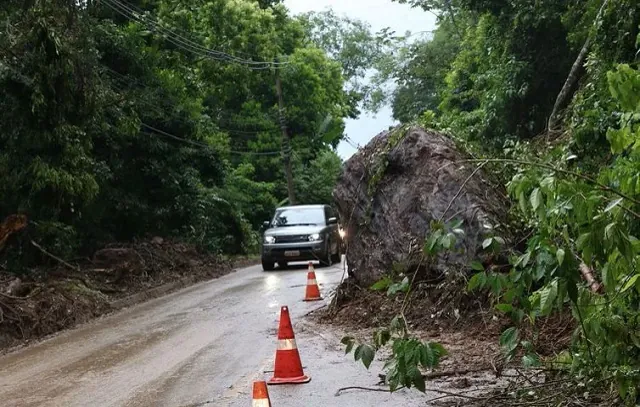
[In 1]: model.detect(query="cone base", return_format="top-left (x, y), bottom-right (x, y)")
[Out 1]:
top-left (303, 296), bottom-right (322, 302)
top-left (267, 375), bottom-right (311, 385)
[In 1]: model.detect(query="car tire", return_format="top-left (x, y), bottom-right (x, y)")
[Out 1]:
top-left (331, 241), bottom-right (341, 264)
top-left (278, 261), bottom-right (288, 269)
top-left (262, 258), bottom-right (275, 271)
top-left (320, 242), bottom-right (332, 267)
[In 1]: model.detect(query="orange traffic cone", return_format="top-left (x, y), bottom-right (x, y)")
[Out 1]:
top-left (267, 305), bottom-right (310, 385)
top-left (252, 381), bottom-right (272, 407)
top-left (303, 263), bottom-right (322, 302)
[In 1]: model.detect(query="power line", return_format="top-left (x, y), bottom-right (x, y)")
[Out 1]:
top-left (100, 0), bottom-right (288, 70)
top-left (102, 67), bottom-right (279, 136)
top-left (140, 123), bottom-right (284, 156)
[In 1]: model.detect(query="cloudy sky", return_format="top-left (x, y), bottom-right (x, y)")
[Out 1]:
top-left (284, 0), bottom-right (437, 159)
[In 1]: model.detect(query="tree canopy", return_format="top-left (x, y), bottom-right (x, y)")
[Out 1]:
top-left (0, 0), bottom-right (350, 260)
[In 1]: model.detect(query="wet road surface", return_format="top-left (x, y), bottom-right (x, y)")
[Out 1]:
top-left (0, 260), bottom-right (426, 406)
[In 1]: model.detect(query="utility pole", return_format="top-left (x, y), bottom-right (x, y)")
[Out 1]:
top-left (275, 62), bottom-right (296, 205)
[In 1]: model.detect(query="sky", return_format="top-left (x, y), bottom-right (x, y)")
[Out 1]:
top-left (284, 0), bottom-right (437, 159)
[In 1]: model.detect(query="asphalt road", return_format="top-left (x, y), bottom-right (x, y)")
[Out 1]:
top-left (0, 260), bottom-right (426, 407)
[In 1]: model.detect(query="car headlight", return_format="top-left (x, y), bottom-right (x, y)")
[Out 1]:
top-left (308, 233), bottom-right (321, 242)
top-left (264, 236), bottom-right (275, 244)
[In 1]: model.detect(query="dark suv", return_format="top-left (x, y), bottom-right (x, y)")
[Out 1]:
top-left (261, 204), bottom-right (342, 271)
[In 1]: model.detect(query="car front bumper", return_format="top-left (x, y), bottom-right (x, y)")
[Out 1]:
top-left (262, 241), bottom-right (326, 262)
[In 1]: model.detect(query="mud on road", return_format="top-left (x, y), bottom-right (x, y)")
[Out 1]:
top-left (0, 260), bottom-right (526, 407)
top-left (0, 261), bottom-right (434, 407)
top-left (0, 239), bottom-right (257, 351)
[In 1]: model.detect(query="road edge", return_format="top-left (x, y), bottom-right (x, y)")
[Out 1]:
top-left (0, 257), bottom-right (260, 356)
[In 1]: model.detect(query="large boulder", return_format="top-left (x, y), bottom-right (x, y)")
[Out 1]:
top-left (334, 126), bottom-right (510, 286)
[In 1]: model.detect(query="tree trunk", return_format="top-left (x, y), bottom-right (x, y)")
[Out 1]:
top-left (547, 0), bottom-right (609, 132)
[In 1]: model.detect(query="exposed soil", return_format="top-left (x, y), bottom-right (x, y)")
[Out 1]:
top-left (0, 238), bottom-right (258, 352)
top-left (314, 277), bottom-right (583, 406)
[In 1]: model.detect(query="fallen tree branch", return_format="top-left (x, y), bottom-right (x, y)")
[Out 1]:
top-left (31, 240), bottom-right (80, 272)
top-left (335, 385), bottom-right (486, 400)
top-left (335, 386), bottom-right (391, 396)
top-left (378, 367), bottom-right (492, 384)
top-left (0, 287), bottom-right (42, 301)
top-left (579, 261), bottom-right (603, 294)
top-left (440, 161), bottom-right (489, 222)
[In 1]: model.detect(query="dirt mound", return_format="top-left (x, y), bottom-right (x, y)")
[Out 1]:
top-left (317, 277), bottom-right (574, 361)
top-left (333, 126), bottom-right (511, 287)
top-left (0, 238), bottom-right (247, 351)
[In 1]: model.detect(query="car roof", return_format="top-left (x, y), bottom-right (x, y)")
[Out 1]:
top-left (276, 204), bottom-right (328, 210)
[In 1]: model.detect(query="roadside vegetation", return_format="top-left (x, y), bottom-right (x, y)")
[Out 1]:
top-left (0, 0), bottom-right (374, 348)
top-left (332, 0), bottom-right (640, 405)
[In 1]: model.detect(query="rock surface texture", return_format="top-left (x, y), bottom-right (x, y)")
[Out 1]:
top-left (333, 126), bottom-right (510, 286)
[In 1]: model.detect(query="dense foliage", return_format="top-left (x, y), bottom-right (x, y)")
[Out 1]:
top-left (359, 0), bottom-right (640, 402)
top-left (0, 0), bottom-right (356, 263)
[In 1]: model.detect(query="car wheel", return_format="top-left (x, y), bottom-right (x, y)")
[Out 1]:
top-left (262, 258), bottom-right (275, 271)
top-left (278, 261), bottom-right (288, 269)
top-left (331, 240), bottom-right (341, 264)
top-left (320, 242), bottom-right (332, 267)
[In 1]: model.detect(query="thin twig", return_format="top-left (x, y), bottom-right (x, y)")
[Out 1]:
top-left (335, 386), bottom-right (392, 396)
top-left (335, 385), bottom-right (486, 400)
top-left (440, 158), bottom-right (640, 210)
top-left (440, 161), bottom-right (488, 222)
top-left (0, 287), bottom-right (42, 300)
top-left (31, 240), bottom-right (80, 271)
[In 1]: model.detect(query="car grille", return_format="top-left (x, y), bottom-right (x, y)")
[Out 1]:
top-left (274, 235), bottom-right (309, 243)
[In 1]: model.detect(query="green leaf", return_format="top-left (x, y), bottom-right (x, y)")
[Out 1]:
top-left (341, 336), bottom-right (354, 346)
top-left (604, 198), bottom-right (623, 213)
top-left (441, 233), bottom-right (455, 249)
top-left (419, 344), bottom-right (434, 367)
top-left (522, 353), bottom-right (541, 368)
top-left (412, 368), bottom-right (426, 392)
top-left (493, 236), bottom-right (506, 246)
top-left (530, 188), bottom-right (542, 211)
top-left (482, 238), bottom-right (493, 249)
top-left (390, 315), bottom-right (406, 333)
top-left (450, 218), bottom-right (464, 230)
top-left (360, 344), bottom-right (376, 369)
top-left (467, 272), bottom-right (487, 291)
top-left (430, 342), bottom-right (447, 358)
top-left (354, 344), bottom-right (364, 361)
top-left (470, 261), bottom-right (484, 271)
top-left (516, 251), bottom-right (531, 268)
top-left (518, 191), bottom-right (528, 214)
top-left (370, 276), bottom-right (392, 291)
top-left (374, 329), bottom-right (391, 348)
top-left (540, 281), bottom-right (558, 316)
top-left (499, 327), bottom-right (519, 352)
top-left (621, 274), bottom-right (640, 293)
top-left (604, 222), bottom-right (616, 241)
top-left (576, 233), bottom-right (591, 250)
top-left (495, 303), bottom-right (513, 313)
top-left (556, 248), bottom-right (565, 266)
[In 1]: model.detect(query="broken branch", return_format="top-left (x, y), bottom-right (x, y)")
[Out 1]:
top-left (31, 240), bottom-right (80, 272)
top-left (579, 261), bottom-right (603, 294)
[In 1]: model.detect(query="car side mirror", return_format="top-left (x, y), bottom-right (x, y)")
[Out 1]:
top-left (328, 217), bottom-right (338, 225)
top-left (263, 221), bottom-right (270, 228)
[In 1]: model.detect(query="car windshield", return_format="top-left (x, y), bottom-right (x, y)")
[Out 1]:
top-left (272, 207), bottom-right (325, 227)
